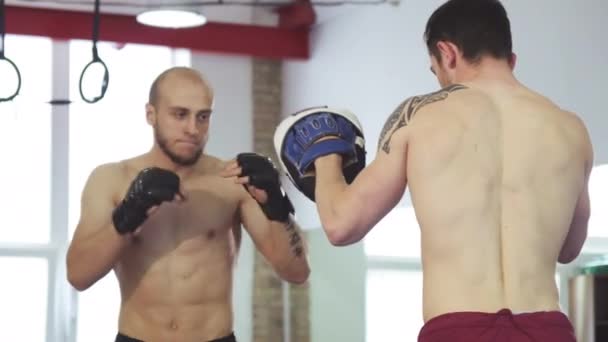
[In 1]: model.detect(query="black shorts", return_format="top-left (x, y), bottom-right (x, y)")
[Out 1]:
top-left (115, 332), bottom-right (237, 342)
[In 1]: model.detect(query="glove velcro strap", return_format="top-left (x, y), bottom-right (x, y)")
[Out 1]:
top-left (112, 199), bottom-right (147, 235)
top-left (260, 187), bottom-right (295, 222)
top-left (299, 138), bottom-right (355, 174)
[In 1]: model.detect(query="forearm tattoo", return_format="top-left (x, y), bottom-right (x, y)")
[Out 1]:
top-left (378, 84), bottom-right (468, 153)
top-left (284, 219), bottom-right (304, 258)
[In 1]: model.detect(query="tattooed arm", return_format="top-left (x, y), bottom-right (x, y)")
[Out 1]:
top-left (238, 189), bottom-right (310, 284)
top-left (314, 85), bottom-right (467, 246)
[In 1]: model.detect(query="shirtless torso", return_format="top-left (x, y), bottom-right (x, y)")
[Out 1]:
top-left (397, 82), bottom-right (593, 321)
top-left (307, 1), bottom-right (591, 340)
top-left (114, 155), bottom-right (240, 340)
top-left (68, 154), bottom-right (309, 341)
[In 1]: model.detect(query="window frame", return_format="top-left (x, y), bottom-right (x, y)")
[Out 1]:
top-left (0, 37), bottom-right (191, 342)
top-left (0, 38), bottom-right (72, 342)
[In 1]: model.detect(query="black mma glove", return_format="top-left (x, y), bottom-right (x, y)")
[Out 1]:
top-left (112, 167), bottom-right (181, 235)
top-left (237, 153), bottom-right (295, 222)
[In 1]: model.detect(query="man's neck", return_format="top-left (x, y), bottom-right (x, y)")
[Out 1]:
top-left (456, 58), bottom-right (518, 86)
top-left (146, 146), bottom-right (198, 178)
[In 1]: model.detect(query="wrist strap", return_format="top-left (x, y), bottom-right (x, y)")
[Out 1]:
top-left (261, 187), bottom-right (295, 222)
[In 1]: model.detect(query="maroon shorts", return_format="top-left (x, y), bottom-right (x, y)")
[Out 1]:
top-left (418, 308), bottom-right (576, 342)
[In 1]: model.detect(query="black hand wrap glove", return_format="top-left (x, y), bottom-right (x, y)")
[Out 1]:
top-left (112, 167), bottom-right (181, 235)
top-left (237, 153), bottom-right (295, 222)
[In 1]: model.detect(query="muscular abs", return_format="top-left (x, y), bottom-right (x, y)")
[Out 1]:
top-left (115, 175), bottom-right (241, 341)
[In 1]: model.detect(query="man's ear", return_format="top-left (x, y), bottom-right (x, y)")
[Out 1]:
top-left (509, 52), bottom-right (517, 70)
top-left (145, 103), bottom-right (156, 126)
top-left (436, 41), bottom-right (459, 69)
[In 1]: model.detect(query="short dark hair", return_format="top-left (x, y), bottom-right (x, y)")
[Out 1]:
top-left (424, 0), bottom-right (513, 64)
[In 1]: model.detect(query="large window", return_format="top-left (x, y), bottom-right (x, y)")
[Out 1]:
top-left (366, 268), bottom-right (423, 341)
top-left (0, 35), bottom-right (53, 244)
top-left (0, 34), bottom-right (53, 342)
top-left (68, 40), bottom-right (190, 342)
top-left (0, 257), bottom-right (49, 342)
top-left (588, 164), bottom-right (608, 238)
top-left (364, 206), bottom-right (420, 259)
top-left (365, 204), bottom-right (422, 341)
top-left (0, 33), bottom-right (190, 342)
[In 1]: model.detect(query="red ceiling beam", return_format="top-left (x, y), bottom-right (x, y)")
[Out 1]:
top-left (4, 5), bottom-right (310, 60)
top-left (276, 0), bottom-right (316, 29)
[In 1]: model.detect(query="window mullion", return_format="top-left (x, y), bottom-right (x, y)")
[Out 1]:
top-left (366, 256), bottom-right (422, 270)
top-left (48, 39), bottom-right (73, 342)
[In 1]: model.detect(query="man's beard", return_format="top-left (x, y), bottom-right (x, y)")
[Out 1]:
top-left (154, 127), bottom-right (202, 166)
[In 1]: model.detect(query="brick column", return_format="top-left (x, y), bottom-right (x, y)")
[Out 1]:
top-left (251, 58), bottom-right (310, 342)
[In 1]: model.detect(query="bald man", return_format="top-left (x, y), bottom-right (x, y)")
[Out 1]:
top-left (66, 67), bottom-right (310, 342)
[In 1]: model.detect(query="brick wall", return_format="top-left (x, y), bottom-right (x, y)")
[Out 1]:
top-left (251, 58), bottom-right (310, 342)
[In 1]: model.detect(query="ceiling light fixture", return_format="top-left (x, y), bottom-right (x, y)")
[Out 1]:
top-left (136, 9), bottom-right (207, 29)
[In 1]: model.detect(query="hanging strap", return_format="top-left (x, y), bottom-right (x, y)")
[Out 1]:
top-left (79, 0), bottom-right (109, 104)
top-left (0, 0), bottom-right (22, 103)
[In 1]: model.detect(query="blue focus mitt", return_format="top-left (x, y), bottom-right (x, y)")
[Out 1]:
top-left (273, 106), bottom-right (366, 202)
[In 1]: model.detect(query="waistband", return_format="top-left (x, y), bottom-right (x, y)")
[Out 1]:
top-left (420, 308), bottom-right (573, 335)
top-left (115, 331), bottom-right (237, 342)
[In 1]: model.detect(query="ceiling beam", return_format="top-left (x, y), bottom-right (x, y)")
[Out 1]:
top-left (3, 5), bottom-right (310, 60)
top-left (276, 0), bottom-right (316, 29)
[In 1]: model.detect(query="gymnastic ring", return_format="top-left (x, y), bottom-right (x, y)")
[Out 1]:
top-left (79, 55), bottom-right (109, 104)
top-left (0, 55), bottom-right (21, 102)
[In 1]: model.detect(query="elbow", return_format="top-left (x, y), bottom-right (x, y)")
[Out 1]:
top-left (327, 231), bottom-right (351, 246)
top-left (288, 268), bottom-right (311, 285)
top-left (66, 259), bottom-right (93, 291)
top-left (558, 243), bottom-right (584, 265)
top-left (278, 264), bottom-right (310, 285)
top-left (67, 271), bottom-right (92, 292)
top-left (324, 221), bottom-right (358, 246)
top-left (558, 250), bottom-right (580, 265)
top-left (557, 255), bottom-right (575, 265)
top-left (558, 225), bottom-right (588, 265)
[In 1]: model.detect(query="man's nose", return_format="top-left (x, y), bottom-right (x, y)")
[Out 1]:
top-left (184, 117), bottom-right (199, 135)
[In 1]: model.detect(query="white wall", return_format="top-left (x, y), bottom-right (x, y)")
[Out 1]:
top-left (507, 1), bottom-right (608, 164)
top-left (190, 52), bottom-right (255, 342)
top-left (191, 53), bottom-right (253, 159)
top-left (283, 1), bottom-right (608, 340)
top-left (284, 0), bottom-right (608, 219)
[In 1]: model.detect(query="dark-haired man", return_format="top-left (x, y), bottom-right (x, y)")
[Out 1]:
top-left (276, 0), bottom-right (592, 340)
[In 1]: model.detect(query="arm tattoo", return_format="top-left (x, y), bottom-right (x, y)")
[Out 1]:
top-left (284, 218), bottom-right (304, 257)
top-left (378, 84), bottom-right (468, 153)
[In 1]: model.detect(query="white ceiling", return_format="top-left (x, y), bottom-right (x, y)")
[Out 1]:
top-left (4, 0), bottom-right (383, 26)
top-left (6, 0), bottom-right (274, 25)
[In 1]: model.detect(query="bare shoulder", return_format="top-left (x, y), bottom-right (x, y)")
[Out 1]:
top-left (86, 161), bottom-right (125, 188)
top-left (119, 154), bottom-right (155, 175)
top-left (562, 111), bottom-right (594, 160)
top-left (205, 154), bottom-right (228, 172)
top-left (377, 84), bottom-right (469, 153)
top-left (87, 155), bottom-right (153, 197)
top-left (510, 86), bottom-right (593, 163)
top-left (562, 110), bottom-right (588, 130)
top-left (517, 85), bottom-right (576, 116)
top-left (79, 161), bottom-right (128, 208)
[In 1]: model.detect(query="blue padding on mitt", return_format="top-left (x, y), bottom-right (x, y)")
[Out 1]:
top-left (299, 139), bottom-right (355, 173)
top-left (283, 112), bottom-right (357, 175)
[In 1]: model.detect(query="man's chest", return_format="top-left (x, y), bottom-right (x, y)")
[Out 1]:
top-left (116, 168), bottom-right (242, 237)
